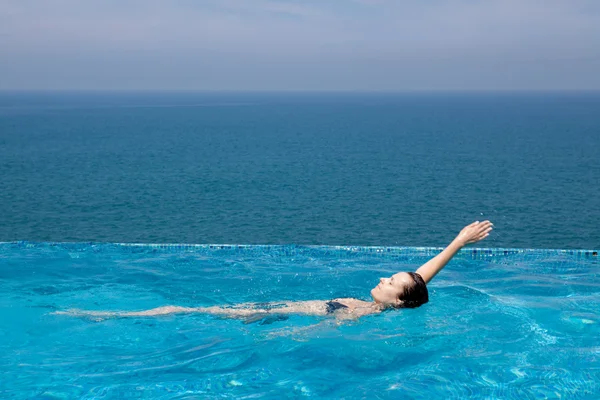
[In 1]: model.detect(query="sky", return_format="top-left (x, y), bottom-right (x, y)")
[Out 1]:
top-left (1, 0), bottom-right (600, 91)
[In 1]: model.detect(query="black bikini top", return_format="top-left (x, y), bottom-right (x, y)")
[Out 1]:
top-left (325, 300), bottom-right (349, 314)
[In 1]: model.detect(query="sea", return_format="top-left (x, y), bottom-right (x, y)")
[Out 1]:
top-left (1, 91), bottom-right (599, 248)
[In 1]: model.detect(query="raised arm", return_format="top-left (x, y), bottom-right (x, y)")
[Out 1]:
top-left (415, 220), bottom-right (493, 284)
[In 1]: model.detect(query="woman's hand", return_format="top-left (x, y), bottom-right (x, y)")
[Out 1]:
top-left (453, 220), bottom-right (493, 247)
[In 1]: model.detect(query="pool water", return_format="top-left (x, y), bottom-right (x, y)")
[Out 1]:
top-left (1, 242), bottom-right (599, 399)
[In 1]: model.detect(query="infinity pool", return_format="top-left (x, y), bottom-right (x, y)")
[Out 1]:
top-left (1, 242), bottom-right (598, 399)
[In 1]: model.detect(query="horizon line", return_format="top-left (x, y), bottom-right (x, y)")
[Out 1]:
top-left (2, 89), bottom-right (600, 95)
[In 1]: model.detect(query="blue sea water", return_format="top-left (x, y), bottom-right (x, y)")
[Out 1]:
top-left (0, 243), bottom-right (598, 399)
top-left (0, 91), bottom-right (599, 248)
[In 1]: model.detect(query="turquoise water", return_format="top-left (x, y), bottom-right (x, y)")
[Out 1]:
top-left (1, 242), bottom-right (598, 399)
top-left (1, 92), bottom-right (600, 248)
top-left (1, 92), bottom-right (599, 398)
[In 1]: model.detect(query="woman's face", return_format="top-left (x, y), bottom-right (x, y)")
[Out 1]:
top-left (370, 272), bottom-right (412, 306)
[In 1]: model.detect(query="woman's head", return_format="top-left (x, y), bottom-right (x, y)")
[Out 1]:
top-left (370, 272), bottom-right (428, 308)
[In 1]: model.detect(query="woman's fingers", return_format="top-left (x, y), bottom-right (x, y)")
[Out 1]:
top-left (458, 221), bottom-right (493, 245)
top-left (477, 221), bottom-right (493, 232)
top-left (477, 230), bottom-right (492, 240)
top-left (481, 226), bottom-right (493, 234)
top-left (472, 222), bottom-right (493, 242)
top-left (468, 220), bottom-right (492, 229)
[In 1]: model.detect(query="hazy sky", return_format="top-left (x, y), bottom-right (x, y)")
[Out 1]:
top-left (1, 0), bottom-right (600, 91)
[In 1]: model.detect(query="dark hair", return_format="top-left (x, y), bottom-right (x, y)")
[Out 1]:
top-left (397, 272), bottom-right (429, 308)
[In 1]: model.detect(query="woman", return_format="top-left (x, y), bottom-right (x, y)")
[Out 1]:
top-left (57, 221), bottom-right (493, 321)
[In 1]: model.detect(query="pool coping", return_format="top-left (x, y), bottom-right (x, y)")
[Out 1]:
top-left (1, 241), bottom-right (597, 258)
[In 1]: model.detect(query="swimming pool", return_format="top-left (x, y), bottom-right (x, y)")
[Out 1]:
top-left (1, 242), bottom-right (598, 399)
